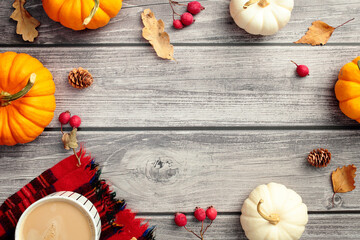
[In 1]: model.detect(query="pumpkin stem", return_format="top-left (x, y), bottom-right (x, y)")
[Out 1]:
top-left (83, 0), bottom-right (100, 26)
top-left (257, 199), bottom-right (280, 225)
top-left (0, 73), bottom-right (36, 107)
top-left (357, 60), bottom-right (360, 70)
top-left (243, 0), bottom-right (269, 9)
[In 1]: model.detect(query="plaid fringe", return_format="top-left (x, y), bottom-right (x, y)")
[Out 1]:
top-left (140, 227), bottom-right (156, 240)
top-left (74, 160), bottom-right (156, 240)
top-left (0, 150), bottom-right (155, 240)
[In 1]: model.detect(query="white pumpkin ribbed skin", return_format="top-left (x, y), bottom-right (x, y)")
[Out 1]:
top-left (240, 183), bottom-right (308, 240)
top-left (230, 0), bottom-right (294, 35)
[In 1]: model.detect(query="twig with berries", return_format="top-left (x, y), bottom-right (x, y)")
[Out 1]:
top-left (174, 206), bottom-right (217, 240)
top-left (169, 0), bottom-right (184, 19)
top-left (59, 111), bottom-right (82, 166)
top-left (169, 1), bottom-right (205, 29)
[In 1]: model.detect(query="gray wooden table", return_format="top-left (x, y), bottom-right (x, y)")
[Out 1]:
top-left (1, 0), bottom-right (360, 239)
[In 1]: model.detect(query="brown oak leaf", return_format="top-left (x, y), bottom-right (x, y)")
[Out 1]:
top-left (67, 128), bottom-right (79, 149)
top-left (61, 132), bottom-right (71, 150)
top-left (332, 164), bottom-right (357, 193)
top-left (10, 0), bottom-right (40, 42)
top-left (61, 128), bottom-right (82, 166)
top-left (61, 128), bottom-right (78, 150)
top-left (141, 9), bottom-right (174, 60)
top-left (295, 18), bottom-right (354, 46)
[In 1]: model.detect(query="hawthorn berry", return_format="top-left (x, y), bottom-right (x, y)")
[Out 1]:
top-left (291, 61), bottom-right (309, 77)
top-left (194, 207), bottom-right (206, 221)
top-left (69, 115), bottom-right (81, 128)
top-left (187, 1), bottom-right (205, 15)
top-left (59, 111), bottom-right (71, 125)
top-left (206, 206), bottom-right (217, 220)
top-left (174, 213), bottom-right (187, 227)
top-left (173, 19), bottom-right (184, 29)
top-left (181, 12), bottom-right (194, 26)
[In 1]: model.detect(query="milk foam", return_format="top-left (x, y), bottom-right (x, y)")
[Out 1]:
top-left (42, 221), bottom-right (57, 240)
top-left (19, 200), bottom-right (94, 240)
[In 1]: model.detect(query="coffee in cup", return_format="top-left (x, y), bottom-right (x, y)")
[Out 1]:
top-left (15, 191), bottom-right (101, 240)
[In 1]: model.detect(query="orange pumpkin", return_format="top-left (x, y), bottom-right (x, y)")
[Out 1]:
top-left (42, 0), bottom-right (123, 30)
top-left (335, 57), bottom-right (360, 122)
top-left (0, 52), bottom-right (56, 146)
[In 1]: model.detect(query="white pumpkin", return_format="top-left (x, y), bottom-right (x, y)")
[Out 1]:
top-left (230, 0), bottom-right (294, 35)
top-left (240, 182), bottom-right (308, 240)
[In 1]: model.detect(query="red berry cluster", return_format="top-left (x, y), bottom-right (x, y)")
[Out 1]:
top-left (169, 1), bottom-right (205, 29)
top-left (59, 111), bottom-right (83, 166)
top-left (59, 111), bottom-right (81, 129)
top-left (174, 206), bottom-right (217, 239)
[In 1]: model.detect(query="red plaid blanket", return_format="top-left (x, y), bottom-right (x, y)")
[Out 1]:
top-left (0, 149), bottom-right (155, 240)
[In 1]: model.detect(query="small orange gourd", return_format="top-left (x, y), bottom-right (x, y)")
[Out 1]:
top-left (335, 57), bottom-right (360, 122)
top-left (0, 52), bottom-right (56, 146)
top-left (42, 0), bottom-right (123, 31)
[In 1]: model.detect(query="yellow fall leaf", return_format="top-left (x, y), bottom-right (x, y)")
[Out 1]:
top-left (10, 0), bottom-right (40, 42)
top-left (332, 165), bottom-right (357, 193)
top-left (61, 128), bottom-right (78, 150)
top-left (295, 21), bottom-right (334, 46)
top-left (61, 132), bottom-right (71, 150)
top-left (295, 18), bottom-right (354, 46)
top-left (141, 9), bottom-right (174, 60)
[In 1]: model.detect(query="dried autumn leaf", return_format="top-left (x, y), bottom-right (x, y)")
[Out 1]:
top-left (10, 0), bottom-right (40, 42)
top-left (68, 128), bottom-right (79, 149)
top-left (60, 128), bottom-right (82, 166)
top-left (141, 9), bottom-right (174, 60)
top-left (61, 133), bottom-right (71, 150)
top-left (332, 165), bottom-right (357, 193)
top-left (295, 18), bottom-right (354, 46)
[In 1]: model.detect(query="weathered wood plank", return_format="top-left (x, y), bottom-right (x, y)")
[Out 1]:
top-left (1, 130), bottom-right (360, 212)
top-left (1, 46), bottom-right (359, 127)
top-left (145, 213), bottom-right (360, 239)
top-left (0, 0), bottom-right (359, 44)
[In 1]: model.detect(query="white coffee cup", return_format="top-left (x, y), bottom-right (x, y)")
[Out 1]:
top-left (15, 191), bottom-right (101, 240)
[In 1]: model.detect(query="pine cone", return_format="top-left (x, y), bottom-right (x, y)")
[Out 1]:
top-left (307, 148), bottom-right (331, 168)
top-left (68, 67), bottom-right (93, 89)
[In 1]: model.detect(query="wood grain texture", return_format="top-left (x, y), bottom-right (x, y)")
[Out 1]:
top-left (1, 130), bottom-right (360, 212)
top-left (0, 0), bottom-right (359, 44)
top-left (2, 46), bottom-right (360, 127)
top-left (1, 0), bottom-right (360, 238)
top-left (144, 214), bottom-right (360, 239)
